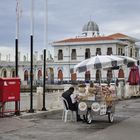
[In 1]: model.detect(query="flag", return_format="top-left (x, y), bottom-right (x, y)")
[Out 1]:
top-left (16, 0), bottom-right (22, 18)
top-left (15, 0), bottom-right (22, 38)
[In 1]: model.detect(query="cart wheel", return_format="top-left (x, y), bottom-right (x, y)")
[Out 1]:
top-left (108, 112), bottom-right (114, 123)
top-left (86, 110), bottom-right (92, 124)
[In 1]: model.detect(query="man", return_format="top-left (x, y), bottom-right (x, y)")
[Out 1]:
top-left (62, 87), bottom-right (82, 121)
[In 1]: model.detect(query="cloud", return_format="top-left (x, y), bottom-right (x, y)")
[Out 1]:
top-left (0, 0), bottom-right (140, 58)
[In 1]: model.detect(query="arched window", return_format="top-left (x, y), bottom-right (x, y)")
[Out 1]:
top-left (24, 70), bottom-right (28, 81)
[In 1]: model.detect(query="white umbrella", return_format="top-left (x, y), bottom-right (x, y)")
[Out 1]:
top-left (118, 55), bottom-right (137, 64)
top-left (73, 55), bottom-right (124, 73)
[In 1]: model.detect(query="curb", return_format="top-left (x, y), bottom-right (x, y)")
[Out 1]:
top-left (18, 109), bottom-right (62, 119)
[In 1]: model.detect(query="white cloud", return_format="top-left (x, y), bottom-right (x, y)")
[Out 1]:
top-left (0, 0), bottom-right (140, 58)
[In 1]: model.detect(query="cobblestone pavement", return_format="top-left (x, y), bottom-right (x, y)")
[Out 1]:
top-left (0, 97), bottom-right (140, 140)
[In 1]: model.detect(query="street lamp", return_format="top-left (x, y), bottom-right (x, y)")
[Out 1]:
top-left (29, 0), bottom-right (34, 113)
top-left (42, 49), bottom-right (47, 111)
top-left (42, 0), bottom-right (48, 111)
top-left (15, 0), bottom-right (21, 115)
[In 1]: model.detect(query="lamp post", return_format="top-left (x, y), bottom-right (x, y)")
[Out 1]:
top-left (42, 49), bottom-right (47, 111)
top-left (44, 0), bottom-right (48, 59)
top-left (29, 0), bottom-right (34, 113)
top-left (15, 0), bottom-right (20, 77)
top-left (15, 0), bottom-right (21, 115)
top-left (42, 0), bottom-right (47, 111)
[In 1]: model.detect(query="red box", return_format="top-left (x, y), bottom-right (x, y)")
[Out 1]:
top-left (0, 78), bottom-right (20, 102)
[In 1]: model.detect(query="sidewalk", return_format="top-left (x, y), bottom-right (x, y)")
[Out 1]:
top-left (0, 117), bottom-right (33, 134)
top-left (0, 109), bottom-right (62, 134)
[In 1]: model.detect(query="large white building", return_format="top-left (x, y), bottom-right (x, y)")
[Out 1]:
top-left (52, 20), bottom-right (140, 82)
top-left (0, 20), bottom-right (140, 84)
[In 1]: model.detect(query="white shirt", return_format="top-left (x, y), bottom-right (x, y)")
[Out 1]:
top-left (70, 94), bottom-right (77, 103)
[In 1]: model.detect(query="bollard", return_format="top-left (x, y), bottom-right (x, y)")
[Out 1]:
top-left (117, 83), bottom-right (122, 100)
top-left (37, 87), bottom-right (43, 111)
top-left (124, 83), bottom-right (131, 99)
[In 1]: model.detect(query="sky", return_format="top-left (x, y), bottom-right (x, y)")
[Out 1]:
top-left (0, 0), bottom-right (140, 61)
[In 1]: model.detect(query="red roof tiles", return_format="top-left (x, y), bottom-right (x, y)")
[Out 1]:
top-left (108, 33), bottom-right (129, 39)
top-left (54, 36), bottom-right (114, 43)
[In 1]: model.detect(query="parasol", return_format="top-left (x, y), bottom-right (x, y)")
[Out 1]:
top-left (73, 55), bottom-right (124, 73)
top-left (118, 56), bottom-right (137, 67)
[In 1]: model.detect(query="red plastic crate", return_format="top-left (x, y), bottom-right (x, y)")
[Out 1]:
top-left (0, 78), bottom-right (20, 102)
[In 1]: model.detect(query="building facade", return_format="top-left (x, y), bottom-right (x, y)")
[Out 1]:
top-left (0, 20), bottom-right (139, 84)
top-left (52, 21), bottom-right (140, 82)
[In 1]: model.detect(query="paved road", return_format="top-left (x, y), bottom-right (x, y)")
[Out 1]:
top-left (0, 97), bottom-right (140, 140)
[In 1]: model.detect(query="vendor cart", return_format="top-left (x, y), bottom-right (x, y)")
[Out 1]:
top-left (77, 83), bottom-right (117, 124)
top-left (72, 55), bottom-right (136, 124)
top-left (72, 55), bottom-right (123, 124)
top-left (78, 97), bottom-right (116, 124)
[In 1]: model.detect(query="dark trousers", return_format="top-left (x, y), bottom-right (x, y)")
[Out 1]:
top-left (69, 102), bottom-right (81, 121)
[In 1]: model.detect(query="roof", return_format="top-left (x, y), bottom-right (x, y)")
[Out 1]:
top-left (108, 33), bottom-right (129, 39)
top-left (108, 33), bottom-right (139, 42)
top-left (54, 36), bottom-right (114, 43)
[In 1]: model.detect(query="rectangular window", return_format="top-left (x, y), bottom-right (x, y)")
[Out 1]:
top-left (85, 48), bottom-right (91, 59)
top-left (107, 47), bottom-right (112, 55)
top-left (71, 49), bottom-right (77, 60)
top-left (96, 48), bottom-right (101, 55)
top-left (58, 49), bottom-right (63, 60)
top-left (130, 48), bottom-right (133, 57)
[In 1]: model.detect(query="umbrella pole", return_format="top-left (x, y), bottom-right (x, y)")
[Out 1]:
top-left (99, 69), bottom-right (101, 85)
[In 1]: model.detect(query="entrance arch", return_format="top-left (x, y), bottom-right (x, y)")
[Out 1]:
top-left (1, 69), bottom-right (7, 77)
top-left (38, 70), bottom-right (42, 80)
top-left (118, 68), bottom-right (124, 78)
top-left (85, 71), bottom-right (90, 82)
top-left (71, 73), bottom-right (77, 81)
top-left (58, 69), bottom-right (63, 81)
top-left (107, 69), bottom-right (112, 84)
top-left (46, 67), bottom-right (54, 84)
top-left (24, 70), bottom-right (29, 81)
top-left (96, 70), bottom-right (101, 82)
top-left (10, 69), bottom-right (16, 77)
